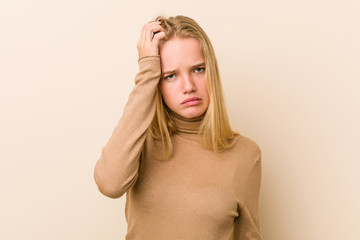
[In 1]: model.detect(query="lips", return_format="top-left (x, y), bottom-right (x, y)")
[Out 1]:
top-left (181, 97), bottom-right (202, 105)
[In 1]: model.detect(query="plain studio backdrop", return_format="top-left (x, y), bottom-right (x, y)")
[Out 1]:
top-left (1, 0), bottom-right (359, 239)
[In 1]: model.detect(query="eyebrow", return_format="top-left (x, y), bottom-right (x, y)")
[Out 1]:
top-left (162, 62), bottom-right (206, 76)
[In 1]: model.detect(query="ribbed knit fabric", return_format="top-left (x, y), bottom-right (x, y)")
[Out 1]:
top-left (94, 56), bottom-right (262, 240)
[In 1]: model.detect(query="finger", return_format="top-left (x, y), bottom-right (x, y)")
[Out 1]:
top-left (145, 24), bottom-right (164, 43)
top-left (139, 22), bottom-right (159, 44)
top-left (137, 21), bottom-right (165, 57)
top-left (138, 24), bottom-right (148, 48)
top-left (141, 21), bottom-right (160, 36)
top-left (150, 32), bottom-right (166, 56)
top-left (152, 31), bottom-right (166, 46)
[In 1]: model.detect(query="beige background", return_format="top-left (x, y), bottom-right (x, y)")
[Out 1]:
top-left (1, 0), bottom-right (359, 239)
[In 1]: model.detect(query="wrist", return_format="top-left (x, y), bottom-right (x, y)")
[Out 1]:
top-left (138, 55), bottom-right (160, 63)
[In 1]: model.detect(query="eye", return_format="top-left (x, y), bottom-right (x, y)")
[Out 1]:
top-left (194, 67), bottom-right (205, 73)
top-left (164, 74), bottom-right (175, 80)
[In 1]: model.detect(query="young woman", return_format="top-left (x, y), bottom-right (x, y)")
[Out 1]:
top-left (94, 15), bottom-right (262, 240)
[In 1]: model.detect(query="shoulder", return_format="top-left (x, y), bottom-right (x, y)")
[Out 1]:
top-left (232, 134), bottom-right (261, 161)
top-left (223, 134), bottom-right (262, 179)
top-left (228, 135), bottom-right (262, 191)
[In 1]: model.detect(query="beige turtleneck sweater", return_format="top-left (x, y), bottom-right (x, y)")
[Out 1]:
top-left (94, 56), bottom-right (262, 240)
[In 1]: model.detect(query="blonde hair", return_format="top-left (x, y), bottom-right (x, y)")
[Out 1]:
top-left (149, 15), bottom-right (238, 160)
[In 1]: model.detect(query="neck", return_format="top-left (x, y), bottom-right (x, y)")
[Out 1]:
top-left (168, 110), bottom-right (205, 134)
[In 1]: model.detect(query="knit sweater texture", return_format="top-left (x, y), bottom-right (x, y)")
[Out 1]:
top-left (94, 55), bottom-right (262, 240)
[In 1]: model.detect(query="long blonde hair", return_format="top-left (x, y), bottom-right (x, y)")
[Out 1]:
top-left (149, 15), bottom-right (238, 160)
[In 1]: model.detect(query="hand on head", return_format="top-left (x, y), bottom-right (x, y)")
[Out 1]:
top-left (137, 21), bottom-right (167, 59)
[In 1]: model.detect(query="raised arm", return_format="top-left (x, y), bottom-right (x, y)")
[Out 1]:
top-left (94, 21), bottom-right (166, 198)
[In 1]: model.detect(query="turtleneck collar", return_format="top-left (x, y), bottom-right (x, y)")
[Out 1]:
top-left (168, 110), bottom-right (205, 134)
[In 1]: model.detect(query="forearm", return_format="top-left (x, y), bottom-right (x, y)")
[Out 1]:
top-left (94, 56), bottom-right (161, 198)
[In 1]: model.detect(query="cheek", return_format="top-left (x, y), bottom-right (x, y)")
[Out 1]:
top-left (199, 80), bottom-right (209, 99)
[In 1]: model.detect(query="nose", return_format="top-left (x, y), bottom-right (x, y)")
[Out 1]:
top-left (181, 74), bottom-right (196, 94)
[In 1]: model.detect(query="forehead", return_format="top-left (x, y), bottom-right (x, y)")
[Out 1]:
top-left (160, 37), bottom-right (204, 70)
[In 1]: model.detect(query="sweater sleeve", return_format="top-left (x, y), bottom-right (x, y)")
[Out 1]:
top-left (94, 56), bottom-right (161, 199)
top-left (234, 157), bottom-right (262, 240)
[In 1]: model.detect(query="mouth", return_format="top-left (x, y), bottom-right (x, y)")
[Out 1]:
top-left (181, 97), bottom-right (202, 105)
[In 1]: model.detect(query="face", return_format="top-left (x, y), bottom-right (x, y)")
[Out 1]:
top-left (159, 37), bottom-right (210, 119)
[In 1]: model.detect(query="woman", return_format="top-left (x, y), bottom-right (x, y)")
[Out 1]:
top-left (94, 15), bottom-right (262, 240)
